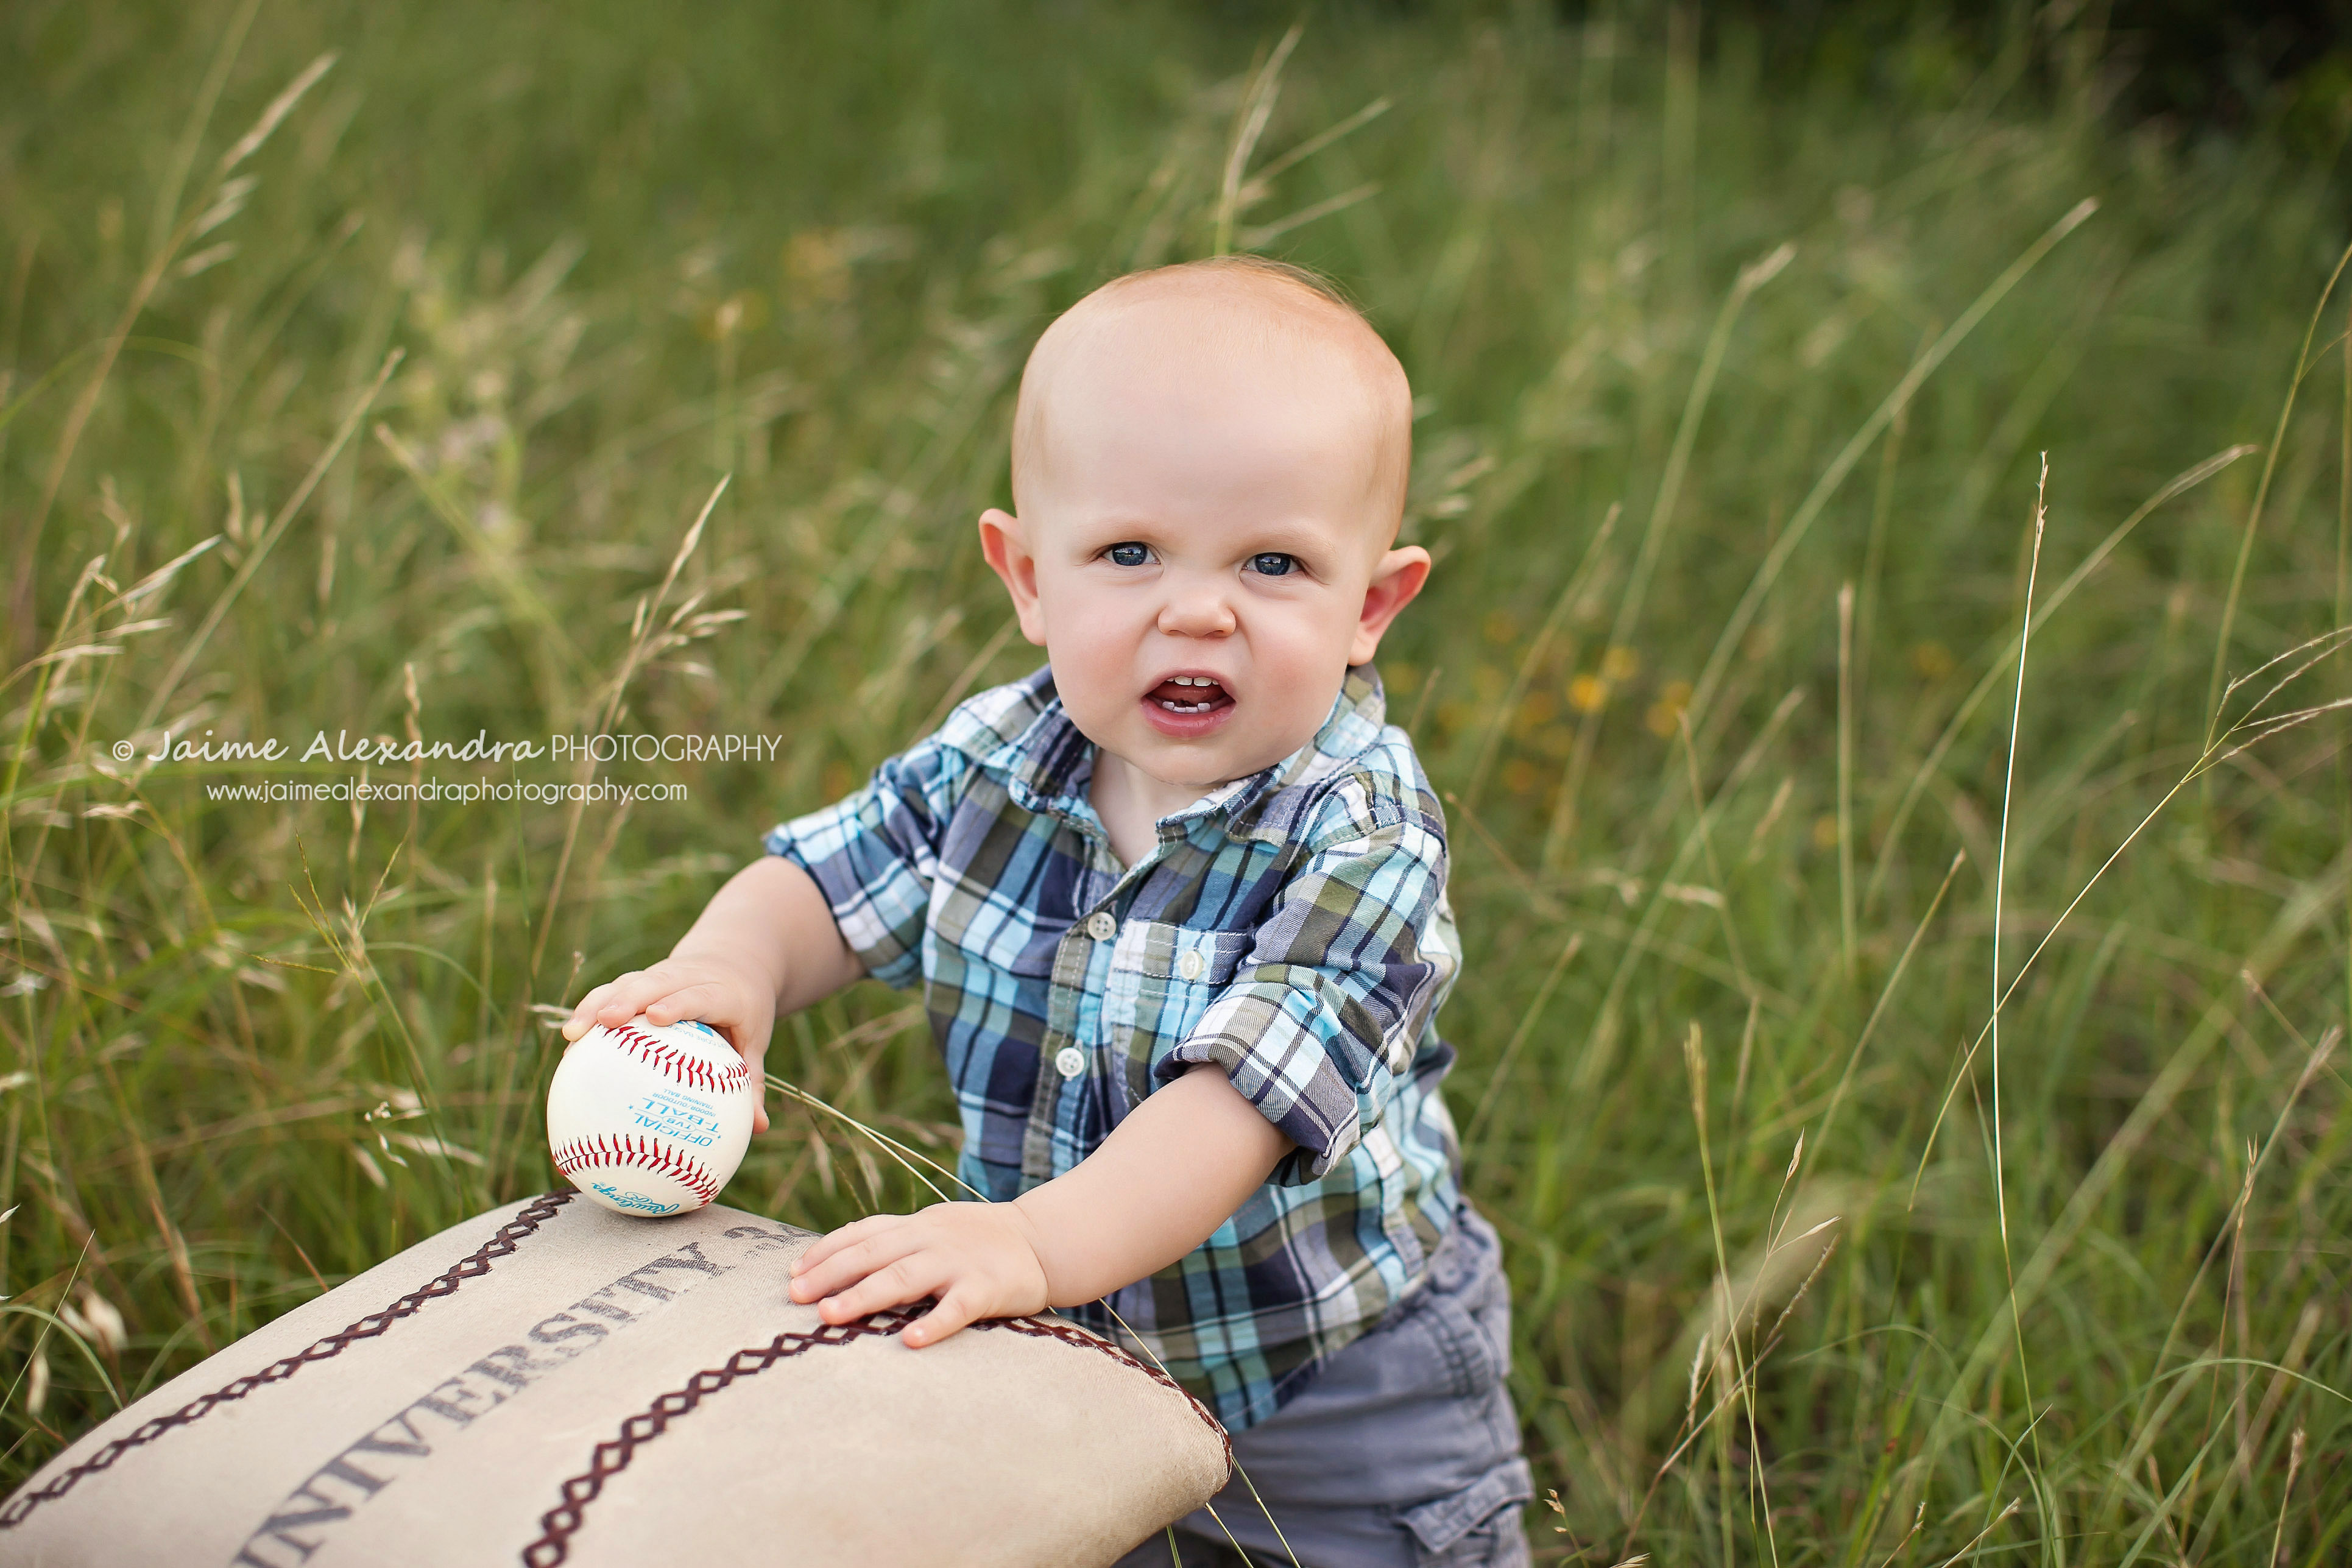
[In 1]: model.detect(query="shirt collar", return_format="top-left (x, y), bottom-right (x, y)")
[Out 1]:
top-left (978, 662), bottom-right (1389, 838)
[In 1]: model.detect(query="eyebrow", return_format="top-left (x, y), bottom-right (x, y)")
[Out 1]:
top-left (1072, 518), bottom-right (1343, 558)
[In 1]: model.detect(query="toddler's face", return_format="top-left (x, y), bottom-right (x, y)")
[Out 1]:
top-left (980, 316), bottom-right (1425, 798)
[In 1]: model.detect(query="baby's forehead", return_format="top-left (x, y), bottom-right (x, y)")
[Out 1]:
top-left (1011, 263), bottom-right (1413, 520)
top-left (1027, 283), bottom-right (1407, 457)
top-left (1048, 274), bottom-right (1388, 381)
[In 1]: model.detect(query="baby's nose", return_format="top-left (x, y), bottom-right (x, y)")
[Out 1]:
top-left (1156, 583), bottom-right (1237, 636)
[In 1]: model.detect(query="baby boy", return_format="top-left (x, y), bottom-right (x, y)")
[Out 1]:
top-left (563, 256), bottom-right (1529, 1567)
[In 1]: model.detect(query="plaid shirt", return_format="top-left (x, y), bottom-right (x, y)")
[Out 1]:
top-left (764, 662), bottom-right (1464, 1429)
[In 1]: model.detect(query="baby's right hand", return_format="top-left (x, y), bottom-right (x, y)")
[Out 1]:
top-left (561, 957), bottom-right (778, 1131)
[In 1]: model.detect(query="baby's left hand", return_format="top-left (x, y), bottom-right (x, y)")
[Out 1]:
top-left (787, 1202), bottom-right (1051, 1347)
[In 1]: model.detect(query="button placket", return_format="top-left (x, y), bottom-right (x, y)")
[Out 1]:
top-left (1017, 808), bottom-right (1198, 1185)
top-left (1056, 908), bottom-right (1117, 1084)
top-left (1020, 898), bottom-right (1121, 1182)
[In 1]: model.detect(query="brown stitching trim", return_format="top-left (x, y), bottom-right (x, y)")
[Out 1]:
top-left (519, 1305), bottom-right (930, 1567)
top-left (0, 1190), bottom-right (575, 1530)
top-left (986, 1315), bottom-right (1232, 1469)
top-left (606, 1022), bottom-right (750, 1097)
top-left (516, 1305), bottom-right (1231, 1567)
top-left (549, 1134), bottom-right (719, 1203)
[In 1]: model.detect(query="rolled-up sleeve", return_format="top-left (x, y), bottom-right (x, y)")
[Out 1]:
top-left (763, 739), bottom-right (965, 991)
top-left (1156, 770), bottom-right (1454, 1184)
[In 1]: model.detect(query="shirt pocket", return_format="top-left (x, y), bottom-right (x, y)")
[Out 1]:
top-left (1100, 920), bottom-right (1256, 1084)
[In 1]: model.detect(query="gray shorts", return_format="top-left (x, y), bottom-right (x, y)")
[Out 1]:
top-left (1114, 1202), bottom-right (1531, 1568)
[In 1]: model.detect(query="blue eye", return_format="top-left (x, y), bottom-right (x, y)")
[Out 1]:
top-left (1249, 553), bottom-right (1297, 577)
top-left (1106, 543), bottom-right (1149, 567)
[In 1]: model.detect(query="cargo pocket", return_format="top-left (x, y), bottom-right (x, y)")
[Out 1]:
top-left (1398, 1458), bottom-right (1533, 1564)
top-left (1408, 1271), bottom-right (1511, 1402)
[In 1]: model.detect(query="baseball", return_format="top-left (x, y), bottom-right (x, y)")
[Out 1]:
top-left (546, 1015), bottom-right (757, 1217)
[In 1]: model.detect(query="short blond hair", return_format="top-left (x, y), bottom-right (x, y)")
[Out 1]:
top-left (1009, 255), bottom-right (1412, 532)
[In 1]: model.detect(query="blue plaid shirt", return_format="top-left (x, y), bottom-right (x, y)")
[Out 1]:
top-left (764, 662), bottom-right (1464, 1429)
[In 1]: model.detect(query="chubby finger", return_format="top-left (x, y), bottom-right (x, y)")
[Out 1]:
top-left (582, 971), bottom-right (652, 1026)
top-left (594, 970), bottom-right (696, 1026)
top-left (813, 1255), bottom-right (938, 1324)
top-left (902, 1288), bottom-right (980, 1348)
top-left (641, 982), bottom-right (730, 1029)
top-left (788, 1215), bottom-right (904, 1284)
top-left (788, 1234), bottom-right (912, 1305)
top-left (562, 981), bottom-right (622, 1040)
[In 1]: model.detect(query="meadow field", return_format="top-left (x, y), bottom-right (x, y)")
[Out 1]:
top-left (4, 1), bottom-right (2351, 1560)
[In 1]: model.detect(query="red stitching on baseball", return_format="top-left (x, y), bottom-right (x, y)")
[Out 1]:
top-left (605, 1023), bottom-right (750, 1098)
top-left (551, 1134), bottom-right (719, 1202)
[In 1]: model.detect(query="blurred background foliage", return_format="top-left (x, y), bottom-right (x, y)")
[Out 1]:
top-left (4, 0), bottom-right (2352, 1560)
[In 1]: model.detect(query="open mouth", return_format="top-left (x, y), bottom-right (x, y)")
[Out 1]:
top-left (1139, 674), bottom-right (1238, 739)
top-left (1146, 674), bottom-right (1232, 714)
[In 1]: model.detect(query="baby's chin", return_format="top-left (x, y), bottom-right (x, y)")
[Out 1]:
top-left (1086, 727), bottom-right (1303, 796)
top-left (1065, 678), bottom-right (1340, 785)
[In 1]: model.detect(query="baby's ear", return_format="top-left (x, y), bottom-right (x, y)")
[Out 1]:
top-left (1350, 545), bottom-right (1431, 666)
top-left (977, 509), bottom-right (1050, 646)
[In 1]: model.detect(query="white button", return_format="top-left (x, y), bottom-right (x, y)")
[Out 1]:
top-left (1054, 1046), bottom-right (1086, 1079)
top-left (1084, 911), bottom-right (1117, 941)
top-left (1176, 948), bottom-right (1206, 981)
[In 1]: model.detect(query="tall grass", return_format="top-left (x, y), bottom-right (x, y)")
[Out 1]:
top-left (4, 1), bottom-right (2350, 1559)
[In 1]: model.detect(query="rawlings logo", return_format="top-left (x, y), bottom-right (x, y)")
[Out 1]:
top-left (551, 1134), bottom-right (720, 1203)
top-left (607, 1023), bottom-right (752, 1097)
top-left (588, 1184), bottom-right (680, 1216)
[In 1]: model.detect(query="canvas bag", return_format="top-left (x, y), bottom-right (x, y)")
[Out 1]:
top-left (0, 1193), bottom-right (1231, 1566)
